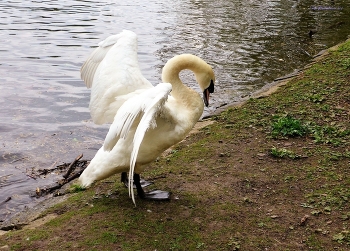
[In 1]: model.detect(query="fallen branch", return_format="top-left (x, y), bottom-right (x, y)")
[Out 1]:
top-left (66, 168), bottom-right (86, 183)
top-left (34, 158), bottom-right (88, 197)
top-left (63, 153), bottom-right (83, 179)
top-left (41, 167), bottom-right (87, 195)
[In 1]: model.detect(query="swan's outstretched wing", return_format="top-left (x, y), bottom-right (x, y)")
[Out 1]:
top-left (103, 82), bottom-right (172, 205)
top-left (81, 30), bottom-right (153, 124)
top-left (80, 33), bottom-right (123, 88)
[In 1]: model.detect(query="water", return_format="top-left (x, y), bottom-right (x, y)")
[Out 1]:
top-left (0, 0), bottom-right (349, 222)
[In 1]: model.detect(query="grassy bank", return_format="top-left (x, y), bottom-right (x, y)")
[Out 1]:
top-left (1, 39), bottom-right (350, 250)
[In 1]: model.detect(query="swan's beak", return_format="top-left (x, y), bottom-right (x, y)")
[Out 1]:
top-left (203, 80), bottom-right (215, 107)
top-left (203, 89), bottom-right (210, 107)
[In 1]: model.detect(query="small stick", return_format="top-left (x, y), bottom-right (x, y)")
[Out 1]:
top-left (36, 158), bottom-right (88, 197)
top-left (40, 164), bottom-right (87, 195)
top-left (26, 173), bottom-right (37, 180)
top-left (66, 166), bottom-right (87, 183)
top-left (0, 197), bottom-right (11, 206)
top-left (48, 160), bottom-right (58, 170)
top-left (10, 157), bottom-right (27, 164)
top-left (42, 184), bottom-right (62, 194)
top-left (63, 153), bottom-right (83, 179)
top-left (0, 174), bottom-right (13, 179)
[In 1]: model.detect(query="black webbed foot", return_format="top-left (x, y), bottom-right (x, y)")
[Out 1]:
top-left (133, 173), bottom-right (171, 201)
top-left (139, 190), bottom-right (171, 200)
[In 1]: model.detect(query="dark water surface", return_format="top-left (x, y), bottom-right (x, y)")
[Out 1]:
top-left (0, 0), bottom-right (349, 222)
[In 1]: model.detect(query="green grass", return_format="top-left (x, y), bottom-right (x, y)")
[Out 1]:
top-left (333, 231), bottom-right (350, 245)
top-left (69, 184), bottom-right (86, 192)
top-left (271, 115), bottom-right (308, 138)
top-left (270, 147), bottom-right (299, 159)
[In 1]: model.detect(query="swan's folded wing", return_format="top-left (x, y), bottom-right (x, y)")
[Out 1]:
top-left (103, 82), bottom-right (172, 205)
top-left (127, 83), bottom-right (172, 204)
top-left (103, 83), bottom-right (172, 152)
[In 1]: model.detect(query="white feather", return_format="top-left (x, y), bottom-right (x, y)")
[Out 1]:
top-left (128, 83), bottom-right (172, 204)
top-left (103, 84), bottom-right (171, 152)
top-left (80, 30), bottom-right (153, 124)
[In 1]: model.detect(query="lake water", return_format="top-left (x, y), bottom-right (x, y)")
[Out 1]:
top-left (0, 0), bottom-right (349, 223)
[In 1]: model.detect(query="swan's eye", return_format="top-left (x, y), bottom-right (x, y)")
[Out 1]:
top-left (208, 80), bottom-right (215, 93)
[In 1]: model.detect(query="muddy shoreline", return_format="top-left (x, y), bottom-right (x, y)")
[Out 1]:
top-left (1, 39), bottom-right (348, 234)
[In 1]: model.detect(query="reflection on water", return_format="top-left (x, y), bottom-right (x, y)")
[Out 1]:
top-left (0, 0), bottom-right (349, 222)
top-left (158, 0), bottom-right (349, 109)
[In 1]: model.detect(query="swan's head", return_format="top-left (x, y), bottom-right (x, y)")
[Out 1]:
top-left (162, 54), bottom-right (215, 107)
top-left (196, 66), bottom-right (215, 107)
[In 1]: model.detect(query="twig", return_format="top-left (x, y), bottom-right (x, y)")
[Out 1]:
top-left (0, 197), bottom-right (11, 206)
top-left (66, 168), bottom-right (86, 183)
top-left (41, 184), bottom-right (62, 194)
top-left (40, 166), bottom-right (87, 195)
top-left (35, 155), bottom-right (88, 197)
top-left (26, 173), bottom-right (37, 180)
top-left (63, 153), bottom-right (83, 179)
top-left (48, 160), bottom-right (58, 170)
top-left (10, 157), bottom-right (27, 164)
top-left (25, 167), bottom-right (37, 180)
top-left (0, 174), bottom-right (13, 179)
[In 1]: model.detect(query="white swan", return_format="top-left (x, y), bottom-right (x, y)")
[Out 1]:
top-left (78, 30), bottom-right (215, 205)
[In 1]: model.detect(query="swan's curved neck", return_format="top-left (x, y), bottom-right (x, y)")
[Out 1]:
top-left (161, 54), bottom-right (207, 124)
top-left (161, 54), bottom-right (206, 102)
top-left (162, 54), bottom-right (204, 85)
